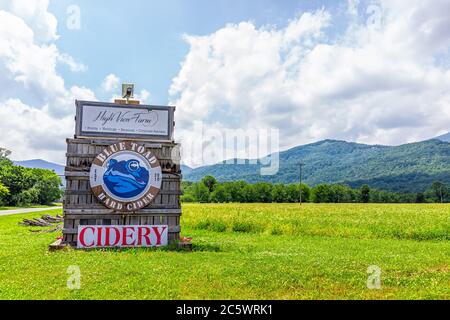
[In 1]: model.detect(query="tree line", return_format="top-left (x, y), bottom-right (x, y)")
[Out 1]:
top-left (182, 176), bottom-right (450, 204)
top-left (0, 148), bottom-right (63, 207)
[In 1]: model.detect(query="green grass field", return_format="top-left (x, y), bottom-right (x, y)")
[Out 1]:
top-left (0, 203), bottom-right (448, 300)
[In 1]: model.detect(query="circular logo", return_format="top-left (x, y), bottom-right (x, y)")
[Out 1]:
top-left (90, 141), bottom-right (162, 212)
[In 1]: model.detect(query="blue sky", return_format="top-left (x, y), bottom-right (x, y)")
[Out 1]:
top-left (0, 0), bottom-right (449, 164)
top-left (48, 0), bottom-right (347, 104)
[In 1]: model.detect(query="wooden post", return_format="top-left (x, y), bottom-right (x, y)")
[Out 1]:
top-left (114, 98), bottom-right (140, 105)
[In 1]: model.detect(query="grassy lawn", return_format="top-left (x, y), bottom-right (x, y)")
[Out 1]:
top-left (0, 203), bottom-right (448, 300)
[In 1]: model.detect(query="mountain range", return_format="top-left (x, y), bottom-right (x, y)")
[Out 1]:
top-left (436, 132), bottom-right (450, 142)
top-left (183, 135), bottom-right (450, 193)
top-left (12, 133), bottom-right (450, 193)
top-left (14, 159), bottom-right (65, 176)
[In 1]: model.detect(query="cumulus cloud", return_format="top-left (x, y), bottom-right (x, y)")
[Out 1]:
top-left (347, 0), bottom-right (360, 16)
top-left (101, 73), bottom-right (120, 92)
top-left (0, 1), bottom-right (95, 162)
top-left (170, 0), bottom-right (450, 164)
top-left (0, 99), bottom-right (73, 162)
top-left (0, 0), bottom-right (58, 43)
top-left (57, 53), bottom-right (88, 73)
top-left (134, 89), bottom-right (151, 104)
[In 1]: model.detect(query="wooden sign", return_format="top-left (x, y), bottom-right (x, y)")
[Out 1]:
top-left (77, 225), bottom-right (168, 248)
top-left (75, 100), bottom-right (175, 141)
top-left (62, 99), bottom-right (182, 248)
top-left (90, 141), bottom-right (162, 212)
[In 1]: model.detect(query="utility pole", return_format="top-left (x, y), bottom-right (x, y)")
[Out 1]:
top-left (299, 163), bottom-right (304, 205)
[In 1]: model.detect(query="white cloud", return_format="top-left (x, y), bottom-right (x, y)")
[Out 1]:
top-left (1, 0), bottom-right (450, 166)
top-left (0, 0), bottom-right (58, 43)
top-left (283, 10), bottom-right (331, 44)
top-left (0, 2), bottom-right (95, 162)
top-left (0, 7), bottom-right (93, 116)
top-left (347, 0), bottom-right (360, 16)
top-left (0, 99), bottom-right (73, 163)
top-left (135, 89), bottom-right (151, 104)
top-left (57, 53), bottom-right (88, 73)
top-left (101, 73), bottom-right (120, 92)
top-left (170, 1), bottom-right (450, 165)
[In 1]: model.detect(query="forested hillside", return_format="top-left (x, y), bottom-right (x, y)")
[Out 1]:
top-left (184, 139), bottom-right (450, 192)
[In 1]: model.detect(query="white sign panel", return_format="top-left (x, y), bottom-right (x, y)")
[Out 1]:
top-left (77, 225), bottom-right (168, 248)
top-left (81, 105), bottom-right (169, 136)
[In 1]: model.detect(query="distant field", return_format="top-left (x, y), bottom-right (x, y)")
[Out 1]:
top-left (0, 204), bottom-right (448, 300)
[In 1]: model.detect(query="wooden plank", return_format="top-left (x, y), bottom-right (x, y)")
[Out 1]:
top-left (64, 190), bottom-right (181, 196)
top-left (64, 175), bottom-right (181, 182)
top-left (63, 208), bottom-right (181, 215)
top-left (65, 171), bottom-right (90, 177)
top-left (65, 171), bottom-right (181, 179)
top-left (67, 137), bottom-right (178, 148)
top-left (66, 153), bottom-right (178, 160)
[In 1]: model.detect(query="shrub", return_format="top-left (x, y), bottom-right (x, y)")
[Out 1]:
top-left (0, 159), bottom-right (62, 206)
top-left (211, 185), bottom-right (231, 203)
top-left (231, 221), bottom-right (257, 233)
top-left (195, 219), bottom-right (227, 232)
top-left (0, 182), bottom-right (9, 205)
top-left (181, 194), bottom-right (196, 203)
top-left (12, 187), bottom-right (40, 206)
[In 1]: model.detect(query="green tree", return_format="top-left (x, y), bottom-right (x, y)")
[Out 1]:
top-left (0, 182), bottom-right (10, 205)
top-left (0, 165), bottom-right (37, 205)
top-left (300, 184), bottom-right (311, 203)
top-left (180, 182), bottom-right (196, 202)
top-left (211, 185), bottom-right (231, 203)
top-left (431, 181), bottom-right (448, 203)
top-left (12, 186), bottom-right (40, 207)
top-left (330, 185), bottom-right (353, 203)
top-left (180, 193), bottom-right (196, 202)
top-left (242, 184), bottom-right (257, 203)
top-left (0, 155), bottom-right (63, 205)
top-left (415, 192), bottom-right (425, 203)
top-left (32, 169), bottom-right (63, 204)
top-left (193, 182), bottom-right (210, 203)
top-left (360, 185), bottom-right (371, 203)
top-left (312, 184), bottom-right (333, 203)
top-left (283, 184), bottom-right (310, 203)
top-left (224, 181), bottom-right (248, 202)
top-left (271, 184), bottom-right (287, 203)
top-left (253, 182), bottom-right (273, 203)
top-left (285, 184), bottom-right (298, 203)
top-left (201, 175), bottom-right (218, 193)
top-left (180, 175), bottom-right (423, 204)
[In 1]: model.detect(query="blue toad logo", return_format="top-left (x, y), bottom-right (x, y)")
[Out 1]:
top-left (103, 159), bottom-right (150, 199)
